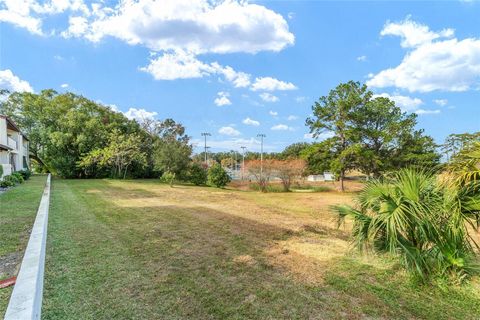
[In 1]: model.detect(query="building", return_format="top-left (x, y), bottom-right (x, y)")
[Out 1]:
top-left (0, 115), bottom-right (30, 178)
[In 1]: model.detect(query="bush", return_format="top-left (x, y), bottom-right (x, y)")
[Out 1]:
top-left (159, 171), bottom-right (176, 186)
top-left (207, 163), bottom-right (231, 188)
top-left (249, 183), bottom-right (285, 193)
top-left (11, 172), bottom-right (24, 184)
top-left (18, 169), bottom-right (32, 180)
top-left (189, 162), bottom-right (208, 186)
top-left (0, 165), bottom-right (3, 178)
top-left (334, 168), bottom-right (480, 283)
top-left (0, 175), bottom-right (17, 188)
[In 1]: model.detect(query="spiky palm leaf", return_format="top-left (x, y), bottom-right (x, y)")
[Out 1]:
top-left (334, 168), bottom-right (480, 282)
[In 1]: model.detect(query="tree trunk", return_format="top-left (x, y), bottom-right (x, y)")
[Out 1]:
top-left (340, 170), bottom-right (345, 192)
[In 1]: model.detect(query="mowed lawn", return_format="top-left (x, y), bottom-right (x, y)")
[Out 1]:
top-left (42, 179), bottom-right (480, 319)
top-left (0, 175), bottom-right (47, 316)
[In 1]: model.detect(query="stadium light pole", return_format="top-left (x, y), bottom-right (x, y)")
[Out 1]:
top-left (240, 146), bottom-right (246, 180)
top-left (205, 146), bottom-right (211, 165)
top-left (201, 132), bottom-right (211, 165)
top-left (257, 134), bottom-right (266, 181)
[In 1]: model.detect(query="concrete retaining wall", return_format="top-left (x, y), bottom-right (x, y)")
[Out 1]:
top-left (4, 174), bottom-right (51, 320)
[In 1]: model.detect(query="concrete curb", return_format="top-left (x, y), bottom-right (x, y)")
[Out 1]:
top-left (5, 174), bottom-right (51, 320)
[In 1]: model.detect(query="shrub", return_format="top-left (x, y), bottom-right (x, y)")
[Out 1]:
top-left (334, 168), bottom-right (480, 283)
top-left (159, 171), bottom-right (176, 186)
top-left (207, 163), bottom-right (231, 188)
top-left (18, 169), bottom-right (32, 180)
top-left (189, 162), bottom-right (208, 186)
top-left (0, 175), bottom-right (16, 188)
top-left (0, 165), bottom-right (3, 179)
top-left (11, 172), bottom-right (24, 184)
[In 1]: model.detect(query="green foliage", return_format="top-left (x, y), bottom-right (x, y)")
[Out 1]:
top-left (306, 81), bottom-right (440, 185)
top-left (78, 129), bottom-right (147, 179)
top-left (188, 162), bottom-right (208, 186)
top-left (207, 163), bottom-right (231, 188)
top-left (159, 171), bottom-right (176, 186)
top-left (0, 165), bottom-right (3, 178)
top-left (0, 175), bottom-right (18, 187)
top-left (334, 168), bottom-right (480, 283)
top-left (0, 90), bottom-right (149, 178)
top-left (11, 172), bottom-right (24, 184)
top-left (17, 169), bottom-right (32, 180)
top-left (153, 119), bottom-right (192, 180)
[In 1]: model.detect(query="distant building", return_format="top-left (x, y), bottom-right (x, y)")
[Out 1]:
top-left (0, 115), bottom-right (30, 179)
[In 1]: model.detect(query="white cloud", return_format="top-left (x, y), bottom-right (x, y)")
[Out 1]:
top-left (368, 17), bottom-right (480, 92)
top-left (60, 83), bottom-right (69, 88)
top-left (287, 115), bottom-right (298, 121)
top-left (304, 131), bottom-right (334, 141)
top-left (269, 110), bottom-right (278, 116)
top-left (357, 55), bottom-right (367, 62)
top-left (287, 12), bottom-right (295, 20)
top-left (251, 77), bottom-right (297, 91)
top-left (381, 17), bottom-right (454, 48)
top-left (124, 108), bottom-right (158, 121)
top-left (0, 69), bottom-right (33, 92)
top-left (218, 126), bottom-right (240, 136)
top-left (259, 92), bottom-right (279, 102)
top-left (415, 109), bottom-right (441, 115)
top-left (63, 0), bottom-right (294, 54)
top-left (242, 117), bottom-right (260, 126)
top-left (373, 93), bottom-right (423, 112)
top-left (140, 50), bottom-right (254, 88)
top-left (271, 124), bottom-right (294, 131)
top-left (140, 50), bottom-right (213, 80)
top-left (434, 99), bottom-right (448, 106)
top-left (192, 137), bottom-right (272, 152)
top-left (214, 91), bottom-right (231, 106)
top-left (295, 96), bottom-right (306, 103)
top-left (0, 0), bottom-right (89, 35)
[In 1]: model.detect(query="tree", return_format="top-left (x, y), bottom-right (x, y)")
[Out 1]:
top-left (335, 168), bottom-right (480, 282)
top-left (189, 162), bottom-right (208, 186)
top-left (272, 159), bottom-right (306, 191)
top-left (153, 119), bottom-right (192, 182)
top-left (207, 163), bottom-right (231, 188)
top-left (245, 159), bottom-right (275, 192)
top-left (0, 90), bottom-right (150, 178)
top-left (300, 139), bottom-right (336, 175)
top-left (279, 142), bottom-right (310, 160)
top-left (78, 130), bottom-right (147, 178)
top-left (306, 81), bottom-right (371, 191)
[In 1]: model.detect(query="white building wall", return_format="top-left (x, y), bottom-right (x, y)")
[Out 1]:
top-left (0, 118), bottom-right (7, 146)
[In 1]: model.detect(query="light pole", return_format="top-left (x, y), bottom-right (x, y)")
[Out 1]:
top-left (257, 134), bottom-right (266, 181)
top-left (201, 132), bottom-right (211, 165)
top-left (205, 146), bottom-right (211, 165)
top-left (241, 146), bottom-right (246, 180)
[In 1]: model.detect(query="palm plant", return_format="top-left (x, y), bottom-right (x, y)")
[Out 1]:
top-left (334, 168), bottom-right (479, 282)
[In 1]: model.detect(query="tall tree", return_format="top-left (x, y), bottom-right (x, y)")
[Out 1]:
top-left (306, 81), bottom-right (371, 191)
top-left (153, 119), bottom-right (192, 180)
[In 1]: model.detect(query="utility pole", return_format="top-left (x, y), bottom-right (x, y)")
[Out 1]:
top-left (257, 134), bottom-right (266, 181)
top-left (241, 146), bottom-right (246, 180)
top-left (201, 132), bottom-right (211, 165)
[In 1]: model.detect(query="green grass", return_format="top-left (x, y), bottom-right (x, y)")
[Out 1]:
top-left (42, 178), bottom-right (480, 319)
top-left (0, 175), bottom-right (47, 316)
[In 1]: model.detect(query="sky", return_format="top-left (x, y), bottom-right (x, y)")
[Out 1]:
top-left (1, 0), bottom-right (480, 154)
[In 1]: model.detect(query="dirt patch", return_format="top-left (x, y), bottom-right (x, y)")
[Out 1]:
top-left (0, 252), bottom-right (23, 279)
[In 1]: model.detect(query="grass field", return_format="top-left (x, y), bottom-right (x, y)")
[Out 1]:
top-left (39, 178), bottom-right (480, 319)
top-left (0, 175), bottom-right (47, 316)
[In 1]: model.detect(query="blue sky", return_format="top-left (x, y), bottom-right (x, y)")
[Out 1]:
top-left (1, 0), bottom-right (479, 154)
